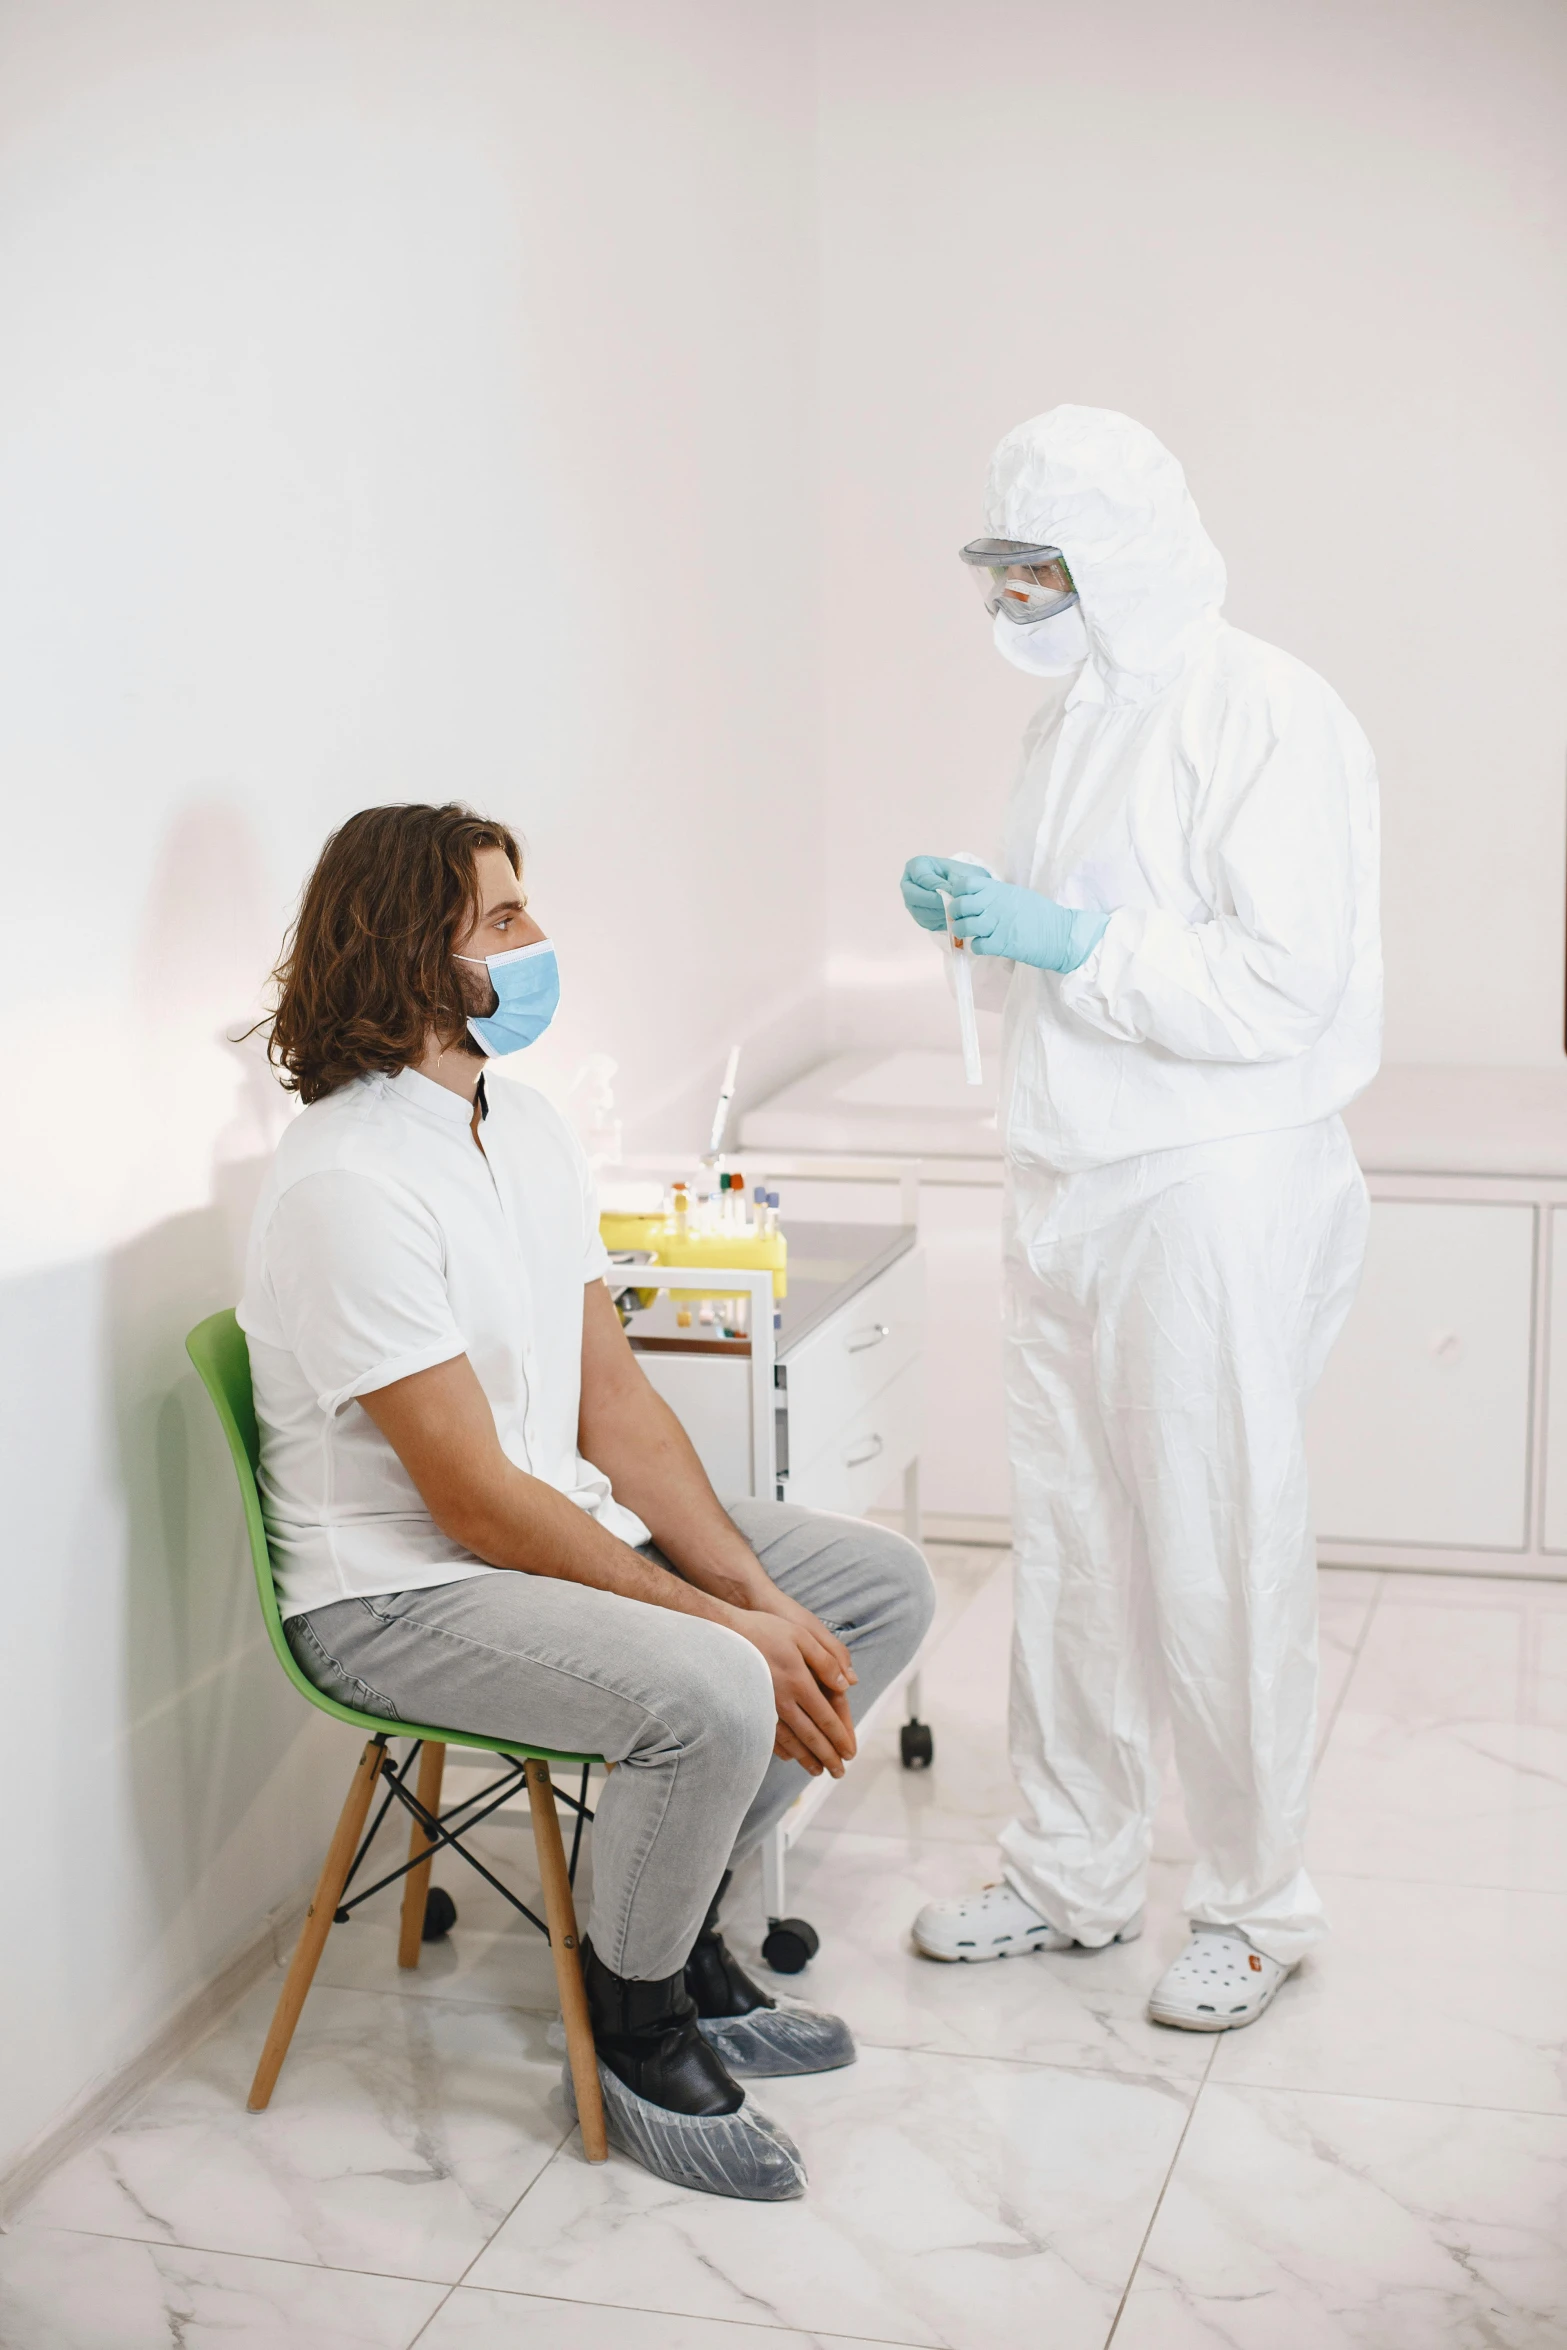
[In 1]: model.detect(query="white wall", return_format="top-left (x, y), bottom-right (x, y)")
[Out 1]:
top-left (817, 0), bottom-right (1567, 1068)
top-left (5, 0), bottom-right (1565, 2180)
top-left (0, 0), bottom-right (818, 2179)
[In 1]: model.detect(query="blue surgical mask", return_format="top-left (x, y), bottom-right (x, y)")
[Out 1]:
top-left (456, 938), bottom-right (560, 1056)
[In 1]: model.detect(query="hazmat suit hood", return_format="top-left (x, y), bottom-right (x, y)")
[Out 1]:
top-left (985, 406), bottom-right (1226, 700)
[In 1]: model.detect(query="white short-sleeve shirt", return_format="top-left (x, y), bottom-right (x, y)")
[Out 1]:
top-left (238, 1066), bottom-right (649, 1617)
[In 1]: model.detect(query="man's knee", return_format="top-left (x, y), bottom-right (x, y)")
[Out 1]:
top-left (859, 1524), bottom-right (937, 1660)
top-left (655, 1622), bottom-right (775, 1779)
top-left (713, 1638), bottom-right (778, 1775)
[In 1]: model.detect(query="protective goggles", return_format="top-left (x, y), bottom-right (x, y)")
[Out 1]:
top-left (959, 537), bottom-right (1077, 624)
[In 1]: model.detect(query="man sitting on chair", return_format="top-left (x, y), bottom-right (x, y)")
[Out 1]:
top-left (239, 802), bottom-right (934, 2202)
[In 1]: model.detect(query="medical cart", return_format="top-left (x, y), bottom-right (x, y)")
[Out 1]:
top-left (617, 1217), bottom-right (930, 1971)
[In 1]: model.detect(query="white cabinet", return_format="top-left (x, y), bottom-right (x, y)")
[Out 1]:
top-left (633, 1350), bottom-right (757, 1503)
top-left (1544, 1210), bottom-right (1567, 1554)
top-left (1307, 1200), bottom-right (1536, 1551)
top-left (730, 1172), bottom-right (1008, 1524)
top-left (1310, 1066), bottom-right (1567, 1576)
top-left (626, 1228), bottom-right (924, 1520)
top-left (781, 1250), bottom-right (923, 1476)
top-left (785, 1361), bottom-right (923, 1517)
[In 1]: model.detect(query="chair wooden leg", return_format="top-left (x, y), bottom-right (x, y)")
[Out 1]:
top-left (397, 1741), bottom-right (447, 1969)
top-left (248, 1738), bottom-right (385, 2112)
top-left (525, 1758), bottom-right (607, 2163)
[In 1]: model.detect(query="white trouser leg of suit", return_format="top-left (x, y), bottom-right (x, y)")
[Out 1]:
top-left (997, 1117), bottom-right (1369, 1968)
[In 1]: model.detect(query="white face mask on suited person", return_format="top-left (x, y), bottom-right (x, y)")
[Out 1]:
top-left (992, 599), bottom-right (1090, 676)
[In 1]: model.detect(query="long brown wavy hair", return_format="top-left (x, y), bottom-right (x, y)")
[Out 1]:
top-left (265, 803), bottom-right (522, 1103)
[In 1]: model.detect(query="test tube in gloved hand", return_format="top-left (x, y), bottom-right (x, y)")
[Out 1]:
top-left (939, 849), bottom-right (987, 1087)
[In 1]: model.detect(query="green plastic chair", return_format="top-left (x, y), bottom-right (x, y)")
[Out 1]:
top-left (185, 1309), bottom-right (606, 2156)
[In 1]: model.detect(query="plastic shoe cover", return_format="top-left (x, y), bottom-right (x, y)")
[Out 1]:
top-left (697, 2002), bottom-right (856, 2077)
top-left (913, 1881), bottom-right (1143, 1963)
top-left (562, 2058), bottom-right (807, 2201)
top-left (1147, 1925), bottom-right (1289, 2031)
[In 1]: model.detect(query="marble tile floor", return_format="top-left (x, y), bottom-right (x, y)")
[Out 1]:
top-left (5, 1547), bottom-right (1566, 2348)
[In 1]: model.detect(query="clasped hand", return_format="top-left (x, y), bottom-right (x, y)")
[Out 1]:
top-left (729, 1588), bottom-right (858, 1778)
top-left (900, 856), bottom-right (1107, 975)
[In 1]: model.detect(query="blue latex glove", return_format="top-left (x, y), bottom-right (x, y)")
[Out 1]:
top-left (948, 873), bottom-right (1109, 973)
top-left (900, 856), bottom-right (992, 933)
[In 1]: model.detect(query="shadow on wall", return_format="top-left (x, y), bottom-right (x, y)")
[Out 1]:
top-left (109, 1167), bottom-right (337, 1958)
top-left (106, 800), bottom-right (345, 1995)
top-left (113, 800), bottom-right (291, 1805)
top-left (1, 1173), bottom-right (351, 2170)
top-left (1, 801), bottom-right (349, 2159)
top-left (135, 797), bottom-right (297, 1182)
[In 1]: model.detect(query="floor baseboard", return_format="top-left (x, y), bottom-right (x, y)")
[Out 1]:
top-left (872, 1510), bottom-right (1012, 1548)
top-left (0, 1891), bottom-right (307, 2226)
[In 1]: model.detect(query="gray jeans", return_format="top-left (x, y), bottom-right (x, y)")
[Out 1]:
top-left (285, 1500), bottom-right (934, 1979)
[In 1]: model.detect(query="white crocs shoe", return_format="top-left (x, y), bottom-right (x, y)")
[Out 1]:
top-left (912, 1881), bottom-right (1143, 1964)
top-left (1147, 1923), bottom-right (1290, 2031)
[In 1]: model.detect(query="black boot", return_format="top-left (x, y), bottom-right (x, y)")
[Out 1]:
top-left (581, 1940), bottom-right (742, 2115)
top-left (568, 1938), bottom-right (807, 2201)
top-left (684, 1872), bottom-right (777, 2021)
top-left (684, 1874), bottom-right (857, 2079)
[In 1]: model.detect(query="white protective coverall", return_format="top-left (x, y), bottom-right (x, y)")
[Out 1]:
top-left (972, 407), bottom-right (1381, 1966)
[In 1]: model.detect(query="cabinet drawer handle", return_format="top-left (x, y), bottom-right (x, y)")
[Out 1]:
top-left (844, 1433), bottom-right (884, 1469)
top-left (847, 1323), bottom-right (891, 1354)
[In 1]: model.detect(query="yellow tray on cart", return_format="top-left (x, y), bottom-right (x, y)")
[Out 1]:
top-left (599, 1213), bottom-right (788, 1302)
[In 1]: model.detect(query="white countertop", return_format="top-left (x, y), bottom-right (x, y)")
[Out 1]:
top-left (1343, 1065), bottom-right (1567, 1177)
top-left (740, 1049), bottom-right (1002, 1159)
top-left (742, 1052), bottom-right (1567, 1180)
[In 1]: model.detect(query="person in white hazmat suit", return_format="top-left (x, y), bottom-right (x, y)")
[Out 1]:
top-left (901, 406), bottom-right (1381, 2031)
